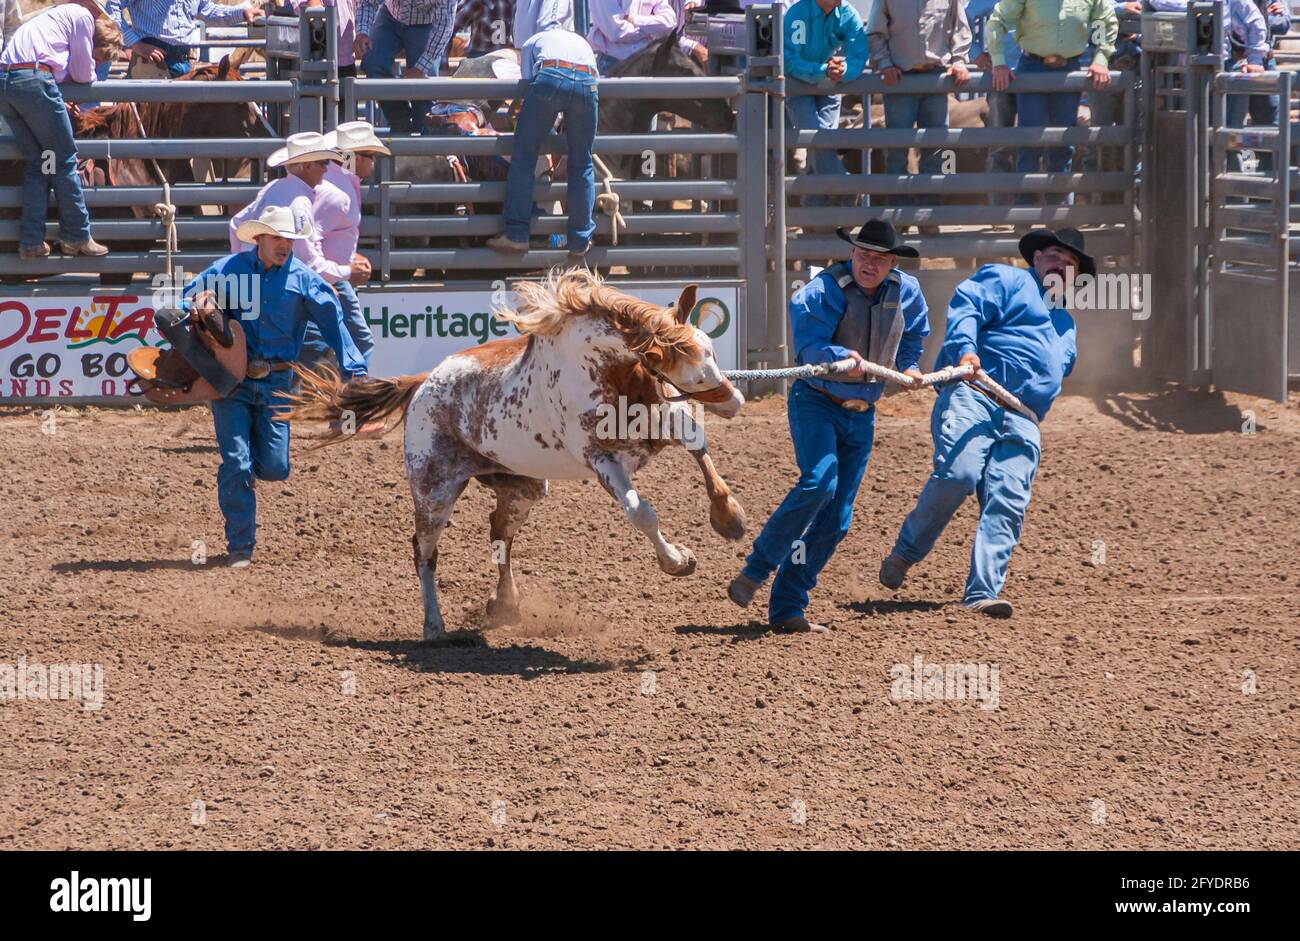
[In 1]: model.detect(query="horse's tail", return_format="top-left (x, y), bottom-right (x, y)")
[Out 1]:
top-left (280, 363), bottom-right (428, 447)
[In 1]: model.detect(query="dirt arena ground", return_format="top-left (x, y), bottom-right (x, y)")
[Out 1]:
top-left (1, 385), bottom-right (1297, 850)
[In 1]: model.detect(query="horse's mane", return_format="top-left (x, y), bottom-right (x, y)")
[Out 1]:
top-left (499, 268), bottom-right (702, 365)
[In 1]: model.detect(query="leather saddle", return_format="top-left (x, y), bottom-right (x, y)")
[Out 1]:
top-left (127, 291), bottom-right (248, 404)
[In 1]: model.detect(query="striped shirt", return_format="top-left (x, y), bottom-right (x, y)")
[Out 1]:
top-left (356, 0), bottom-right (458, 74)
top-left (104, 0), bottom-right (250, 49)
top-left (0, 5), bottom-right (97, 83)
top-left (456, 0), bottom-right (516, 53)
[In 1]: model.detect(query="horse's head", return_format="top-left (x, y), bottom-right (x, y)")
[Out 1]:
top-left (641, 283), bottom-right (744, 419)
top-left (500, 269), bottom-right (745, 419)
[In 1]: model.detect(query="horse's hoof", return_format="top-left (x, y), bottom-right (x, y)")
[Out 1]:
top-left (709, 497), bottom-right (747, 541)
top-left (485, 595), bottom-right (522, 625)
top-left (663, 546), bottom-right (697, 577)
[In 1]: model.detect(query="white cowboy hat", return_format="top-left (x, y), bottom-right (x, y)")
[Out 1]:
top-left (234, 205), bottom-right (314, 243)
top-left (59, 0), bottom-right (110, 19)
top-left (324, 121), bottom-right (392, 156)
top-left (267, 132), bottom-right (343, 169)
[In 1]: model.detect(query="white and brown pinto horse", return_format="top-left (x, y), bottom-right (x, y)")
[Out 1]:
top-left (285, 268), bottom-right (746, 640)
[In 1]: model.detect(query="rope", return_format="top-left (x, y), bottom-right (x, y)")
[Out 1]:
top-left (591, 153), bottom-right (625, 246)
top-left (128, 101), bottom-right (178, 282)
top-left (723, 359), bottom-right (1040, 424)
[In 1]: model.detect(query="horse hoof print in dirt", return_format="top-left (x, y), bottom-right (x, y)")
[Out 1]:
top-left (285, 268), bottom-right (747, 641)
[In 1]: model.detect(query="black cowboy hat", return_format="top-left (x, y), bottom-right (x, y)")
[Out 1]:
top-left (835, 218), bottom-right (920, 258)
top-left (1018, 226), bottom-right (1096, 277)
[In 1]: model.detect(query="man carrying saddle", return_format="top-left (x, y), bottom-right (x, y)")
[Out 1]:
top-left (129, 206), bottom-right (368, 568)
top-left (728, 218), bottom-right (930, 633)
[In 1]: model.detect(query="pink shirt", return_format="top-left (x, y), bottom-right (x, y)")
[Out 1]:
top-left (290, 0), bottom-right (356, 66)
top-left (0, 5), bottom-right (97, 84)
top-left (587, 0), bottom-right (677, 62)
top-left (317, 161), bottom-right (361, 265)
top-left (229, 173), bottom-right (352, 283)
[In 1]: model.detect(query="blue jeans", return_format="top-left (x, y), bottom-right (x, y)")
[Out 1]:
top-left (210, 372), bottom-right (295, 556)
top-left (1226, 59), bottom-right (1280, 175)
top-left (502, 67), bottom-right (598, 249)
top-left (882, 90), bottom-right (949, 205)
top-left (741, 380), bottom-right (875, 622)
top-left (0, 69), bottom-right (92, 249)
top-left (300, 281), bottom-right (374, 370)
top-left (891, 382), bottom-right (1041, 603)
top-left (361, 5), bottom-right (437, 132)
top-left (986, 89), bottom-right (1017, 205)
top-left (785, 93), bottom-right (846, 208)
top-left (1015, 54), bottom-right (1085, 204)
top-left (127, 38), bottom-right (193, 77)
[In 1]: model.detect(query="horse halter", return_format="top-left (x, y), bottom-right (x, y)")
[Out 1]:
top-left (640, 356), bottom-right (736, 405)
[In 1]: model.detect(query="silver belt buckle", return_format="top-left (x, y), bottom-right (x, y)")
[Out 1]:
top-left (246, 358), bottom-right (270, 380)
top-left (841, 399), bottom-right (870, 413)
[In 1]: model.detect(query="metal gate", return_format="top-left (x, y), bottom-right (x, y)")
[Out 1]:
top-left (1206, 70), bottom-right (1291, 401)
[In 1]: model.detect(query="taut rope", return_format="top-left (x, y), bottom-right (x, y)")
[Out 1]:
top-left (722, 360), bottom-right (1039, 424)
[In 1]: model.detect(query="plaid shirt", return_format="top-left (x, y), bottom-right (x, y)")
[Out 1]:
top-left (357, 0), bottom-right (458, 73)
top-left (455, 0), bottom-right (515, 53)
top-left (105, 0), bottom-right (249, 48)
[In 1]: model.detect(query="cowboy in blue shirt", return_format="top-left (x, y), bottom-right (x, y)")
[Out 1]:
top-left (880, 227), bottom-right (1085, 617)
top-left (783, 0), bottom-right (869, 206)
top-left (729, 218), bottom-right (930, 633)
top-left (184, 205), bottom-right (368, 568)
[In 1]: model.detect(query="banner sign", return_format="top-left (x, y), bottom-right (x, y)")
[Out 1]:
top-left (0, 286), bottom-right (739, 401)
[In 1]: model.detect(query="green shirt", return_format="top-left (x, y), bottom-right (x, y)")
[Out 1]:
top-left (986, 0), bottom-right (1117, 68)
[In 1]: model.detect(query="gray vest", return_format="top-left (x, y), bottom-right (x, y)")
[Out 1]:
top-left (826, 263), bottom-right (905, 383)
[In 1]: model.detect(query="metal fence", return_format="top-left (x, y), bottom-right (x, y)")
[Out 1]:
top-left (1, 4), bottom-right (1294, 398)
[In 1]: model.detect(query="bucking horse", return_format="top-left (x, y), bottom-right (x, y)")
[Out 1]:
top-left (283, 268), bottom-right (747, 641)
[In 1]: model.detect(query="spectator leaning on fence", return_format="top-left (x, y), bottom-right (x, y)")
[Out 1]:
top-left (1082, 2), bottom-right (1140, 178)
top-left (1224, 0), bottom-right (1294, 173)
top-left (0, 0), bottom-right (122, 260)
top-left (298, 120), bottom-right (389, 374)
top-left (229, 132), bottom-right (357, 288)
top-left (587, 0), bottom-right (678, 75)
top-left (867, 0), bottom-right (971, 211)
top-left (104, 0), bottom-right (261, 79)
top-left (193, 205), bottom-right (367, 569)
top-left (987, 0), bottom-right (1117, 206)
top-left (486, 15), bottom-right (598, 257)
top-left (782, 0), bottom-right (867, 207)
top-left (356, 0), bottom-right (459, 132)
top-left (966, 0), bottom-right (1020, 206)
